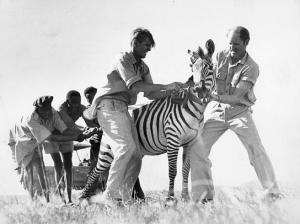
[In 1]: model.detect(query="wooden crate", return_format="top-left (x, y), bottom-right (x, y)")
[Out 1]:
top-left (73, 166), bottom-right (90, 190)
top-left (33, 166), bottom-right (90, 192)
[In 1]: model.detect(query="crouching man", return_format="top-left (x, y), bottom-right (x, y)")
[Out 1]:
top-left (8, 96), bottom-right (87, 203)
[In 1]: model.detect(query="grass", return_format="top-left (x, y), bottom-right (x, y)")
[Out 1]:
top-left (1, 181), bottom-right (300, 224)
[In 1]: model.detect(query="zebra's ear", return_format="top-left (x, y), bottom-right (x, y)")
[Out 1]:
top-left (205, 39), bottom-right (215, 57)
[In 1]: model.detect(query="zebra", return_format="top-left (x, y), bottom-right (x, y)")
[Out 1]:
top-left (79, 39), bottom-right (215, 201)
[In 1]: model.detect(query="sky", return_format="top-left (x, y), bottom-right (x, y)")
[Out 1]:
top-left (0, 0), bottom-right (300, 195)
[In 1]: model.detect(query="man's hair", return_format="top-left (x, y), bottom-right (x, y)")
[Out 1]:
top-left (227, 26), bottom-right (250, 44)
top-left (66, 90), bottom-right (81, 100)
top-left (84, 86), bottom-right (97, 95)
top-left (130, 27), bottom-right (156, 48)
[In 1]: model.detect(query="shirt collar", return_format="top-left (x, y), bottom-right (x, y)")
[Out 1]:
top-left (32, 107), bottom-right (54, 124)
top-left (226, 50), bottom-right (248, 66)
top-left (239, 52), bottom-right (248, 65)
top-left (128, 52), bottom-right (142, 66)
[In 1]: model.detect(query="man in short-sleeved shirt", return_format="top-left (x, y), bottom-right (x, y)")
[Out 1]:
top-left (11, 107), bottom-right (67, 168)
top-left (82, 86), bottom-right (104, 195)
top-left (83, 86), bottom-right (103, 172)
top-left (96, 51), bottom-right (154, 105)
top-left (81, 28), bottom-right (183, 205)
top-left (190, 26), bottom-right (281, 203)
top-left (8, 96), bottom-right (85, 202)
top-left (44, 90), bottom-right (98, 205)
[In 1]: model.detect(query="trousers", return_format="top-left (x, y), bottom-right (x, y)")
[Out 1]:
top-left (191, 102), bottom-right (280, 201)
top-left (97, 99), bottom-right (142, 201)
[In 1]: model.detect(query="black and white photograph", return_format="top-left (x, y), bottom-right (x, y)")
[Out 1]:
top-left (0, 0), bottom-right (299, 223)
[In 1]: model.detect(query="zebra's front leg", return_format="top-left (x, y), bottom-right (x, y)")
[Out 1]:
top-left (181, 146), bottom-right (191, 201)
top-left (164, 148), bottom-right (179, 206)
top-left (166, 148), bottom-right (180, 199)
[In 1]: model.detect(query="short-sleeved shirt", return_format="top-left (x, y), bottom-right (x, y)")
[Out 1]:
top-left (96, 52), bottom-right (154, 105)
top-left (207, 50), bottom-right (260, 121)
top-left (57, 102), bottom-right (87, 131)
top-left (52, 102), bottom-right (98, 148)
top-left (8, 108), bottom-right (67, 167)
top-left (51, 102), bottom-right (86, 149)
top-left (214, 50), bottom-right (259, 107)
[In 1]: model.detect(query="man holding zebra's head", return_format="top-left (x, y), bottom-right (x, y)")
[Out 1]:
top-left (190, 26), bottom-right (281, 203)
top-left (81, 27), bottom-right (183, 206)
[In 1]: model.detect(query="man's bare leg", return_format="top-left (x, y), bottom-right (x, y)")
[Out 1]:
top-left (62, 152), bottom-right (73, 204)
top-left (50, 153), bottom-right (66, 203)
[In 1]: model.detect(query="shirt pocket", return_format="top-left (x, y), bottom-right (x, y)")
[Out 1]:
top-left (112, 100), bottom-right (128, 113)
top-left (231, 71), bottom-right (242, 88)
top-left (216, 67), bottom-right (227, 80)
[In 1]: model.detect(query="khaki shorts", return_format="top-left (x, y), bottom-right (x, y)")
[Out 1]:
top-left (43, 141), bottom-right (74, 154)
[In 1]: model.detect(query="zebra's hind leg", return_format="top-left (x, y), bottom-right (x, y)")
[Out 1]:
top-left (181, 147), bottom-right (191, 201)
top-left (78, 142), bottom-right (114, 202)
top-left (132, 178), bottom-right (145, 200)
top-left (78, 168), bottom-right (101, 201)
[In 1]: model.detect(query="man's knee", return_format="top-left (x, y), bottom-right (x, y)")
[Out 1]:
top-left (51, 153), bottom-right (63, 169)
top-left (248, 143), bottom-right (268, 162)
top-left (62, 152), bottom-right (73, 172)
top-left (130, 147), bottom-right (142, 166)
top-left (64, 161), bottom-right (73, 173)
top-left (54, 162), bottom-right (63, 172)
top-left (120, 141), bottom-right (139, 159)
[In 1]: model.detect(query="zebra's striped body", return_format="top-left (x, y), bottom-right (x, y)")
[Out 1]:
top-left (133, 87), bottom-right (208, 197)
top-left (135, 90), bottom-right (205, 156)
top-left (79, 39), bottom-right (215, 201)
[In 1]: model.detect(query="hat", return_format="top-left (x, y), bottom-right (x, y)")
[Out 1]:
top-left (33, 96), bottom-right (53, 108)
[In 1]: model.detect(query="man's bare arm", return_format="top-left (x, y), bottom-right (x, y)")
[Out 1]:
top-left (46, 128), bottom-right (83, 142)
top-left (130, 81), bottom-right (182, 93)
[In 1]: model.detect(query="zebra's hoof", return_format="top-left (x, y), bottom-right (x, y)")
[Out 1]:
top-left (78, 192), bottom-right (91, 202)
top-left (164, 196), bottom-right (178, 207)
top-left (77, 198), bottom-right (89, 206)
top-left (181, 193), bottom-right (191, 202)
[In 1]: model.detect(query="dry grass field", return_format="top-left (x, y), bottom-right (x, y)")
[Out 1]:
top-left (1, 180), bottom-right (300, 224)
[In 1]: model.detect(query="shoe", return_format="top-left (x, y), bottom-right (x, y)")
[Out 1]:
top-left (134, 197), bottom-right (146, 204)
top-left (266, 193), bottom-right (284, 202)
top-left (91, 194), bottom-right (123, 208)
top-left (66, 202), bottom-right (77, 207)
top-left (122, 199), bottom-right (134, 208)
top-left (104, 198), bottom-right (123, 208)
top-left (200, 199), bottom-right (213, 204)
